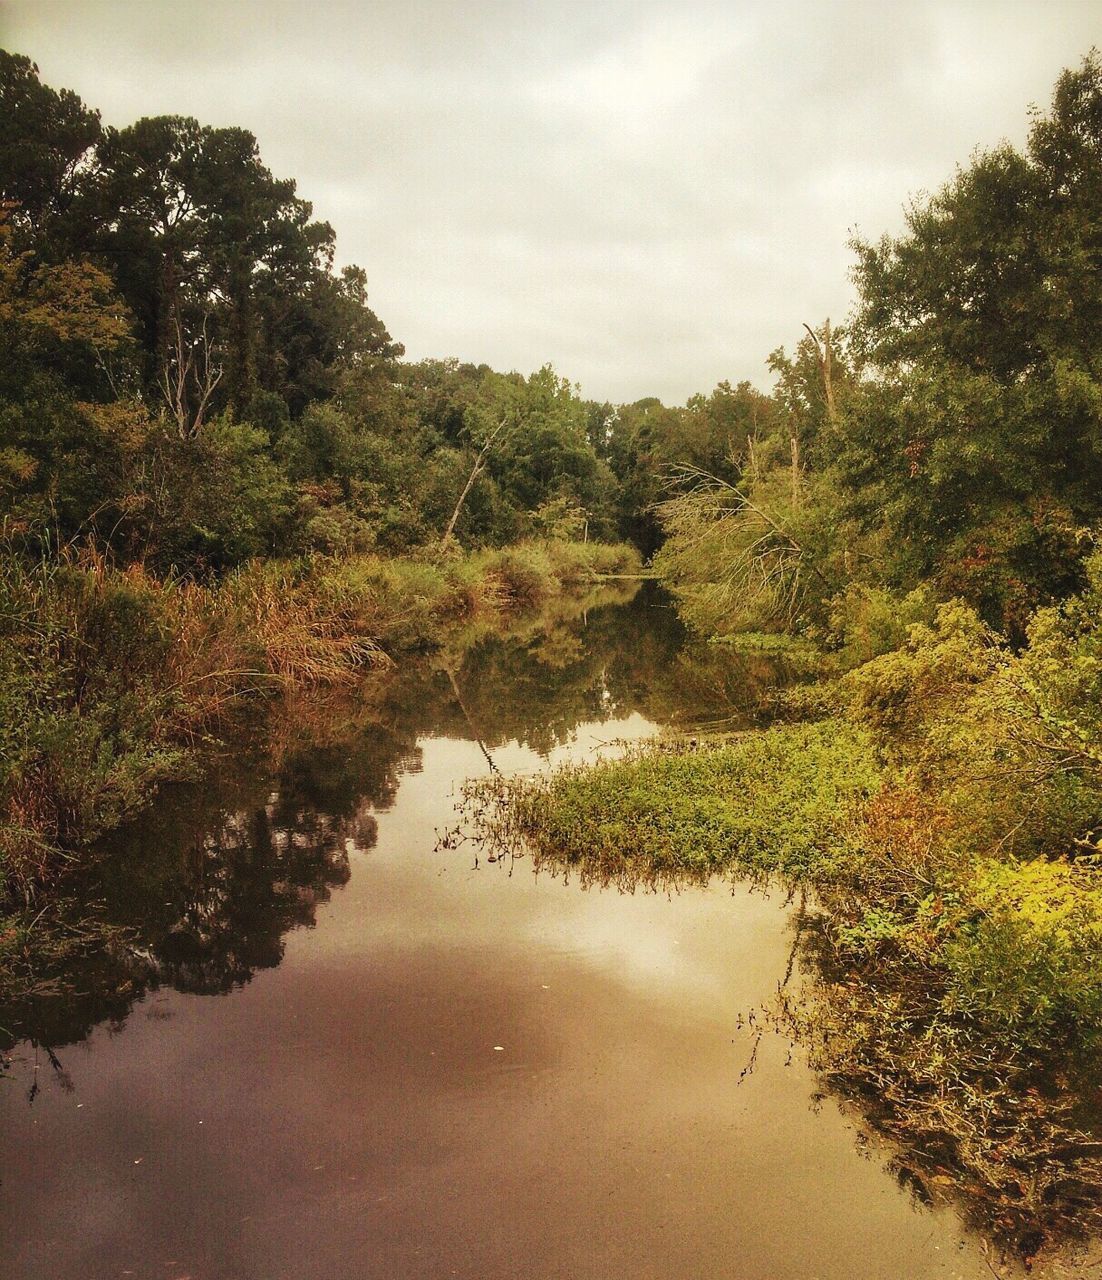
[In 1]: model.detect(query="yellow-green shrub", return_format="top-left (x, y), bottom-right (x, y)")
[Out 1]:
top-left (484, 543), bottom-right (556, 607)
top-left (826, 583), bottom-right (935, 671)
top-left (945, 858), bottom-right (1102, 1042)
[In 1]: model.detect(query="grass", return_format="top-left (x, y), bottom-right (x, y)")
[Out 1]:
top-left (0, 538), bottom-right (641, 922)
top-left (465, 720), bottom-right (880, 884)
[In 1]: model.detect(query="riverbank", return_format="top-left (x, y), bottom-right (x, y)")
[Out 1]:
top-left (465, 579), bottom-right (1102, 1262)
top-left (0, 538), bottom-right (640, 998)
top-left (0, 587), bottom-right (1027, 1280)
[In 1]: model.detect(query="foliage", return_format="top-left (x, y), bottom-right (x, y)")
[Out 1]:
top-left (944, 858), bottom-right (1102, 1041)
top-left (1004, 548), bottom-right (1102, 777)
top-left (841, 52), bottom-right (1102, 632)
top-left (0, 58), bottom-right (635, 566)
top-left (0, 50), bottom-right (101, 251)
top-left (836, 601), bottom-right (997, 742)
top-left (8, 45), bottom-right (1102, 1253)
top-left (604, 381), bottom-right (776, 552)
top-left (462, 544), bottom-right (1102, 1251)
top-left (653, 463), bottom-right (862, 635)
top-left (824, 583), bottom-right (936, 670)
top-left (467, 720), bottom-right (880, 885)
top-left (0, 552), bottom-right (187, 900)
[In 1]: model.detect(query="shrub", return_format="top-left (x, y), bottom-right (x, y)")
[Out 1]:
top-left (578, 540), bottom-right (641, 576)
top-left (825, 583), bottom-right (935, 671)
top-left (839, 601), bottom-right (997, 742)
top-left (1, 537), bottom-right (638, 904)
top-left (945, 858), bottom-right (1102, 1043)
top-left (0, 553), bottom-right (187, 895)
top-left (484, 544), bottom-right (555, 608)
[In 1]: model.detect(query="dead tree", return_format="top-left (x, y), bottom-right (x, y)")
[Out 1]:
top-left (802, 319), bottom-right (838, 428)
top-left (160, 312), bottom-right (224, 438)
top-left (440, 415), bottom-right (509, 547)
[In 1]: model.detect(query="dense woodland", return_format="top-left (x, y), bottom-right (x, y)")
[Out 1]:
top-left (5, 48), bottom-right (1102, 629)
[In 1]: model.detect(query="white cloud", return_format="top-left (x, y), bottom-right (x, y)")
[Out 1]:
top-left (4, 0), bottom-right (1099, 403)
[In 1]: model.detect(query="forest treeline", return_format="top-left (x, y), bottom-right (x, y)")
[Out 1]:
top-left (0, 51), bottom-right (601, 562)
top-left (655, 49), bottom-right (1102, 644)
top-left (2, 42), bottom-right (1101, 825)
top-left (0, 50), bottom-right (772, 566)
top-left (7, 46), bottom-right (1102, 634)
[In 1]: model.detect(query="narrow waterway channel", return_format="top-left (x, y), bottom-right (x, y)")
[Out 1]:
top-left (1, 586), bottom-right (1038, 1278)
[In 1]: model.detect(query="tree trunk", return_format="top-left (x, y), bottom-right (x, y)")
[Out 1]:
top-left (803, 319), bottom-right (838, 427)
top-left (440, 416), bottom-right (508, 547)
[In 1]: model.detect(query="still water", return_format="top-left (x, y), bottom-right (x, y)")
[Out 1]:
top-left (1, 586), bottom-right (1026, 1278)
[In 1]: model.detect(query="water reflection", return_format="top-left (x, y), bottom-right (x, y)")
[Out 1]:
top-left (0, 582), bottom-right (796, 1052)
top-left (4, 582), bottom-right (1096, 1280)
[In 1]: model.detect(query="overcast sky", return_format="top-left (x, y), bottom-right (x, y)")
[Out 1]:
top-left (2, 1), bottom-right (1099, 404)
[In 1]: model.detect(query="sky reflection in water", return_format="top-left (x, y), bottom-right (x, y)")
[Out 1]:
top-left (0, 586), bottom-right (1033, 1279)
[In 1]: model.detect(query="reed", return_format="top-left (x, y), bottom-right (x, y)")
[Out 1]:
top-left (0, 538), bottom-right (641, 907)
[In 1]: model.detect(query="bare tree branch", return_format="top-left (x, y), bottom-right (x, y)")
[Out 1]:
top-left (159, 310), bottom-right (223, 438)
top-left (441, 414), bottom-right (509, 547)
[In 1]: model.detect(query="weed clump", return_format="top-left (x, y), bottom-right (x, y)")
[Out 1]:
top-left (472, 720), bottom-right (879, 882)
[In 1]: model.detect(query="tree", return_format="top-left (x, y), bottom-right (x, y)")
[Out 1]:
top-left (0, 51), bottom-right (101, 253)
top-left (768, 323), bottom-right (850, 477)
top-left (0, 205), bottom-right (145, 543)
top-left (440, 412), bottom-right (510, 547)
top-left (843, 52), bottom-right (1102, 632)
top-left (90, 113), bottom-right (377, 424)
top-left (297, 265), bottom-right (404, 419)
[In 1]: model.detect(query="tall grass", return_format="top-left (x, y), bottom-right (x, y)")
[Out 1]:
top-left (0, 538), bottom-right (641, 905)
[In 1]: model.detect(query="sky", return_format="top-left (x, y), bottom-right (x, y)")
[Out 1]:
top-left (2, 0), bottom-right (1099, 405)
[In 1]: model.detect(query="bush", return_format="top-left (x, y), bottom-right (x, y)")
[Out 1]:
top-left (484, 544), bottom-right (555, 607)
top-left (839, 601), bottom-right (997, 742)
top-left (945, 858), bottom-right (1102, 1043)
top-left (1, 538), bottom-right (640, 904)
top-left (826, 583), bottom-right (935, 671)
top-left (541, 539), bottom-right (591, 586)
top-left (0, 553), bottom-right (187, 895)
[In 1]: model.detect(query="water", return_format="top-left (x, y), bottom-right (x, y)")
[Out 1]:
top-left (0, 586), bottom-right (1028, 1278)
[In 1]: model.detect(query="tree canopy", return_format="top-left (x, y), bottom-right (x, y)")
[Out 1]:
top-left (3, 45), bottom-right (1102, 639)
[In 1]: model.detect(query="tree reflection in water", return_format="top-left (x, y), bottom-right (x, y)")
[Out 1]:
top-left (1, 581), bottom-right (798, 1055)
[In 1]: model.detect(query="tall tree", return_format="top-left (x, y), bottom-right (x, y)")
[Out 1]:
top-left (91, 115), bottom-right (345, 424)
top-left (843, 52), bottom-right (1102, 631)
top-left (0, 51), bottom-right (101, 254)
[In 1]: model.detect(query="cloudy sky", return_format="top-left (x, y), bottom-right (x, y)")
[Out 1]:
top-left (2, 1), bottom-right (1099, 404)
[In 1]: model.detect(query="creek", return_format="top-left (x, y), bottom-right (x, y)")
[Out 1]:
top-left (1, 584), bottom-right (1024, 1278)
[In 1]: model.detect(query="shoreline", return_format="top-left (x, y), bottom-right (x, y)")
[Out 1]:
top-left (0, 539), bottom-right (641, 1002)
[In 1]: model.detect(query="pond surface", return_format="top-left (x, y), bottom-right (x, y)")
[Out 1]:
top-left (1, 586), bottom-right (1031, 1278)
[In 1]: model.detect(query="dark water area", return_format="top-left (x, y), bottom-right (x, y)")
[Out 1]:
top-left (0, 584), bottom-right (1050, 1278)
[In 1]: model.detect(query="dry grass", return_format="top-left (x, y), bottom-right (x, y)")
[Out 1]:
top-left (0, 538), bottom-right (640, 904)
